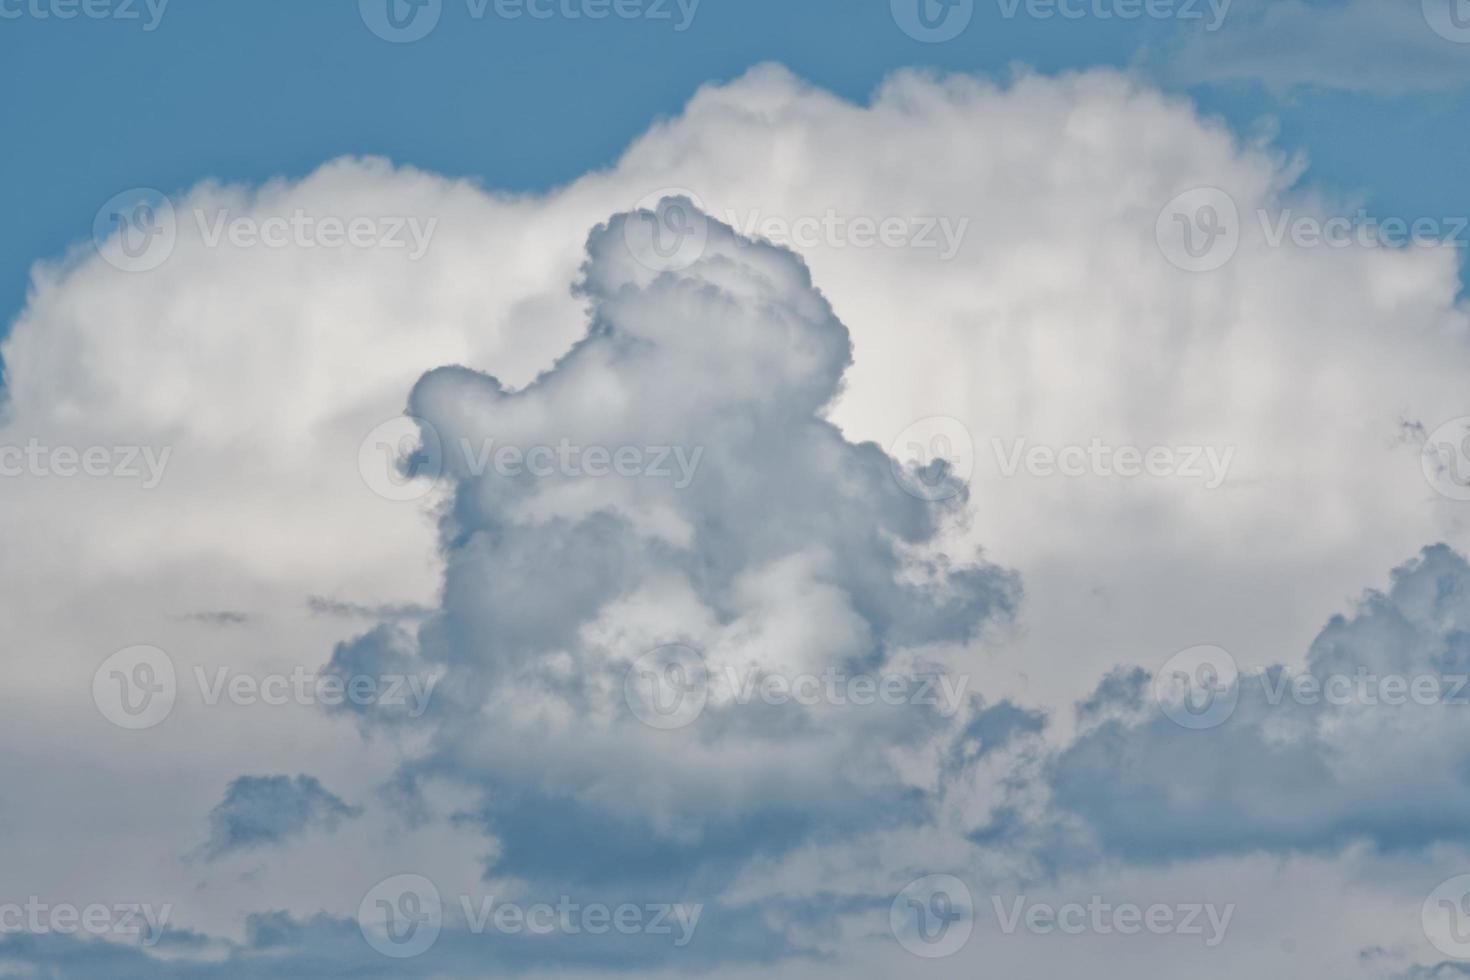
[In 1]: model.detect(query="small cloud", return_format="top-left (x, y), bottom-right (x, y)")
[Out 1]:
top-left (306, 595), bottom-right (431, 620)
top-left (202, 775), bottom-right (361, 860)
top-left (178, 611), bottom-right (253, 627)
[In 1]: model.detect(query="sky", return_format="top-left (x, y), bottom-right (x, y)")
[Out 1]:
top-left (3, 1), bottom-right (1470, 978)
top-left (2, 0), bottom-right (1469, 331)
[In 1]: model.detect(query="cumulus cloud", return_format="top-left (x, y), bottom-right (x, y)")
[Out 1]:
top-left (1, 62), bottom-right (1469, 978)
top-left (331, 203), bottom-right (1016, 900)
top-left (1050, 545), bottom-right (1470, 862)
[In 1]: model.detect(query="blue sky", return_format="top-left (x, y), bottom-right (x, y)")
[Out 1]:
top-left (3, 0), bottom-right (1469, 334)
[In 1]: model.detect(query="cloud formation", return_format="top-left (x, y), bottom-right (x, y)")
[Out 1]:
top-left (1, 62), bottom-right (1468, 978)
top-left (333, 202), bottom-right (1016, 900)
top-left (202, 775), bottom-right (362, 859)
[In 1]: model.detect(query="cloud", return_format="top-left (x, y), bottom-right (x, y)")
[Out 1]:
top-left (0, 62), bottom-right (1468, 977)
top-left (202, 775), bottom-right (362, 859)
top-left (179, 610), bottom-right (254, 627)
top-left (1167, 0), bottom-right (1470, 93)
top-left (330, 202), bottom-right (1017, 896)
top-left (306, 595), bottom-right (432, 620)
top-left (1050, 545), bottom-right (1470, 861)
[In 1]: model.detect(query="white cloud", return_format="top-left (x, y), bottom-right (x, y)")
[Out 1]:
top-left (2, 63), bottom-right (1469, 977)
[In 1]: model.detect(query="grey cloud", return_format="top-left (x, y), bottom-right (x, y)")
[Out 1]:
top-left (202, 775), bottom-right (362, 860)
top-left (327, 202), bottom-right (1018, 905)
top-left (1050, 545), bottom-right (1470, 862)
top-left (179, 610), bottom-right (253, 627)
top-left (307, 595), bottom-right (432, 620)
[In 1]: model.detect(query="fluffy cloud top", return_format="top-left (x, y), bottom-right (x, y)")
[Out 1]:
top-left (336, 203), bottom-right (1015, 899)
